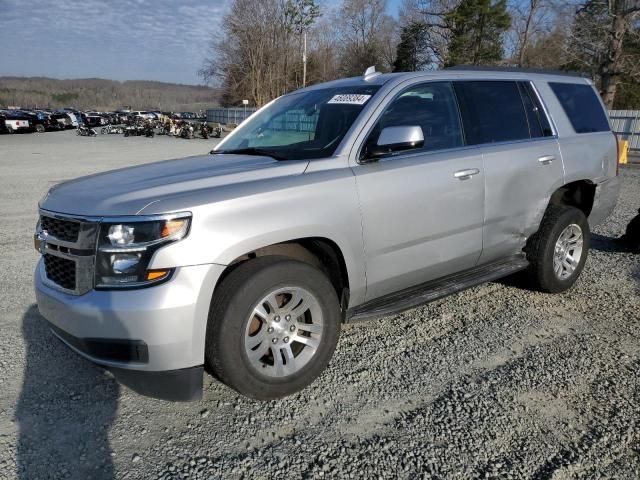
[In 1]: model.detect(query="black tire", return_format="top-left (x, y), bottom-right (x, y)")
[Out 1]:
top-left (101, 127), bottom-right (107, 134)
top-left (206, 256), bottom-right (341, 400)
top-left (525, 205), bottom-right (590, 293)
top-left (35, 124), bottom-right (45, 133)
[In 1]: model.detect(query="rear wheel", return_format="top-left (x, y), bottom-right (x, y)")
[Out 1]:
top-left (525, 205), bottom-right (590, 293)
top-left (35, 124), bottom-right (45, 133)
top-left (206, 257), bottom-right (341, 400)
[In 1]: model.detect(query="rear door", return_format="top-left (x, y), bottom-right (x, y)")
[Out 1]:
top-left (453, 80), bottom-right (564, 264)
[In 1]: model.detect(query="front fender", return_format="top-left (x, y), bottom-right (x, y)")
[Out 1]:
top-left (145, 169), bottom-right (367, 306)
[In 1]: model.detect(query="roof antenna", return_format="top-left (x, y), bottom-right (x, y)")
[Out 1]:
top-left (363, 66), bottom-right (381, 81)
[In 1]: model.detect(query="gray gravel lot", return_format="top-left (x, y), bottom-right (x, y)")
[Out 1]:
top-left (0, 130), bottom-right (639, 479)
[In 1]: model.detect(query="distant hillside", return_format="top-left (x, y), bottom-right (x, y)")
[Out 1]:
top-left (0, 77), bottom-right (220, 111)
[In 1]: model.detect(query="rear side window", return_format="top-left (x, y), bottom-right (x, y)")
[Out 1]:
top-left (549, 82), bottom-right (610, 134)
top-left (453, 81), bottom-right (530, 145)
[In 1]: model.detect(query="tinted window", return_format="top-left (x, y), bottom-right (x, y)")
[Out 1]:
top-left (521, 82), bottom-right (553, 137)
top-left (518, 82), bottom-right (554, 138)
top-left (453, 81), bottom-right (530, 145)
top-left (549, 82), bottom-right (610, 133)
top-left (363, 82), bottom-right (463, 156)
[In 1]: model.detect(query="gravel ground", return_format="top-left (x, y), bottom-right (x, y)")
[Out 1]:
top-left (0, 130), bottom-right (639, 480)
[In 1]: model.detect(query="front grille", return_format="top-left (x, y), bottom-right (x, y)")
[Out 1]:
top-left (41, 215), bottom-right (80, 242)
top-left (44, 254), bottom-right (76, 291)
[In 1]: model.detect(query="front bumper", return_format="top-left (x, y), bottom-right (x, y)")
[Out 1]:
top-left (589, 175), bottom-right (622, 227)
top-left (35, 259), bottom-right (226, 401)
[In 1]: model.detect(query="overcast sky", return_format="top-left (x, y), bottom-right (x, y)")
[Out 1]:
top-left (0, 0), bottom-right (230, 84)
top-left (0, 0), bottom-right (402, 85)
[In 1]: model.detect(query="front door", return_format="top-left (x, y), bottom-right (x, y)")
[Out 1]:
top-left (352, 81), bottom-right (485, 301)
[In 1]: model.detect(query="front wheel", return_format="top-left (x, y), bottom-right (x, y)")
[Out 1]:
top-left (525, 205), bottom-right (590, 293)
top-left (206, 257), bottom-right (341, 400)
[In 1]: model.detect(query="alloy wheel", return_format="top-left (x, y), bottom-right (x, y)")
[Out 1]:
top-left (244, 286), bottom-right (323, 378)
top-left (553, 223), bottom-right (583, 280)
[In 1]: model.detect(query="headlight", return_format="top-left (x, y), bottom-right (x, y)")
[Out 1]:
top-left (95, 213), bottom-right (191, 288)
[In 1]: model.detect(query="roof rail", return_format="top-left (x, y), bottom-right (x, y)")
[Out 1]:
top-left (445, 65), bottom-right (589, 78)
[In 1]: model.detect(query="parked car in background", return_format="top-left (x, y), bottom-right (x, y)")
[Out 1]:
top-left (33, 67), bottom-right (620, 402)
top-left (1, 110), bottom-right (32, 132)
top-left (130, 111), bottom-right (154, 122)
top-left (83, 115), bottom-right (104, 128)
top-left (64, 111), bottom-right (81, 127)
top-left (0, 114), bottom-right (12, 134)
top-left (19, 110), bottom-right (58, 132)
top-left (50, 112), bottom-right (75, 129)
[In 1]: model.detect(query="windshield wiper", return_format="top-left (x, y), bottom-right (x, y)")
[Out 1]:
top-left (209, 148), bottom-right (288, 161)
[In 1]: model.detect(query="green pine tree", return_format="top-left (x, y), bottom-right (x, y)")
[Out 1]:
top-left (394, 22), bottom-right (430, 72)
top-left (444, 0), bottom-right (511, 67)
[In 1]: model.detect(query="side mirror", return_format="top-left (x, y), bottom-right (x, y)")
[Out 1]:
top-left (363, 126), bottom-right (424, 162)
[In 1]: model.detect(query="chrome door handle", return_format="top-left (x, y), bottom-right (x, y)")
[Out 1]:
top-left (454, 168), bottom-right (480, 180)
top-left (538, 155), bottom-right (555, 165)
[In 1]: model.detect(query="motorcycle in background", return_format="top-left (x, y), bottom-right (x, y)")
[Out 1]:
top-left (180, 123), bottom-right (194, 139)
top-left (143, 122), bottom-right (155, 138)
top-left (101, 125), bottom-right (123, 134)
top-left (200, 122), bottom-right (209, 139)
top-left (77, 125), bottom-right (97, 137)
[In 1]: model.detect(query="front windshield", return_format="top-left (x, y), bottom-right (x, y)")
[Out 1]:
top-left (215, 85), bottom-right (381, 160)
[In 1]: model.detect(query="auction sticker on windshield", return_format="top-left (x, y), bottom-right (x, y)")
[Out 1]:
top-left (327, 94), bottom-right (372, 105)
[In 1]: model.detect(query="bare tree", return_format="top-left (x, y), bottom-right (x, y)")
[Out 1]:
top-left (564, 0), bottom-right (640, 107)
top-left (601, 0), bottom-right (640, 105)
top-left (307, 13), bottom-right (342, 83)
top-left (0, 77), bottom-right (217, 111)
top-left (200, 0), bottom-right (300, 107)
top-left (399, 0), bottom-right (460, 67)
top-left (338, 0), bottom-right (396, 75)
top-left (509, 0), bottom-right (556, 66)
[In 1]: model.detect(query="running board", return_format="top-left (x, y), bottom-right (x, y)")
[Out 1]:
top-left (346, 255), bottom-right (529, 322)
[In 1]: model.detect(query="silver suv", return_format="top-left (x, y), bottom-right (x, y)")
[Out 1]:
top-left (34, 67), bottom-right (621, 401)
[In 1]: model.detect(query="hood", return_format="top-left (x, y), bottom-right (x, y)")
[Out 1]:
top-left (40, 154), bottom-right (309, 216)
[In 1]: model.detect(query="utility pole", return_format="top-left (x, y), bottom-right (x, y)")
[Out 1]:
top-left (288, 0), bottom-right (318, 88)
top-left (302, 31), bottom-right (307, 88)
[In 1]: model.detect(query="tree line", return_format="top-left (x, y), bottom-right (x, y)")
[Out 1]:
top-left (200, 0), bottom-right (640, 109)
top-left (0, 77), bottom-right (219, 111)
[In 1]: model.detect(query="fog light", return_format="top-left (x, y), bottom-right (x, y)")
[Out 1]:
top-left (111, 253), bottom-right (140, 274)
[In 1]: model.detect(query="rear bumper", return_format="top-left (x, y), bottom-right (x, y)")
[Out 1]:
top-left (589, 176), bottom-right (622, 227)
top-left (35, 259), bottom-right (226, 401)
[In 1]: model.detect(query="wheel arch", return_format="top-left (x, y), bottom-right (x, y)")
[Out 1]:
top-left (212, 237), bottom-right (353, 318)
top-left (548, 180), bottom-right (596, 218)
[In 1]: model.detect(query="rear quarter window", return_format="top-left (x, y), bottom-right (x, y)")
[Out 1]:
top-left (548, 82), bottom-right (610, 134)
